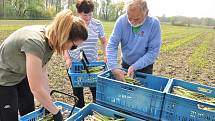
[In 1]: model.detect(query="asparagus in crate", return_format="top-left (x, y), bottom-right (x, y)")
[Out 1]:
top-left (172, 86), bottom-right (215, 111)
top-left (84, 110), bottom-right (126, 121)
top-left (124, 76), bottom-right (142, 86)
top-left (81, 66), bottom-right (104, 74)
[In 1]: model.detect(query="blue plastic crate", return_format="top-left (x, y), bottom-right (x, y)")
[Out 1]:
top-left (161, 79), bottom-right (215, 121)
top-left (96, 70), bottom-right (171, 120)
top-left (67, 103), bottom-right (144, 121)
top-left (19, 101), bottom-right (80, 121)
top-left (68, 61), bottom-right (106, 87)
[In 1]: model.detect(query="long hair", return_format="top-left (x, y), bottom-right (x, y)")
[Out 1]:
top-left (46, 9), bottom-right (88, 54)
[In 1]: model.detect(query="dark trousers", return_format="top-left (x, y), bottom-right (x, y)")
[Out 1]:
top-left (121, 60), bottom-right (154, 74)
top-left (0, 77), bottom-right (35, 121)
top-left (67, 73), bottom-right (96, 108)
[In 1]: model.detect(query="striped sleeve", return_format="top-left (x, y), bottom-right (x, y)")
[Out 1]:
top-left (98, 22), bottom-right (105, 39)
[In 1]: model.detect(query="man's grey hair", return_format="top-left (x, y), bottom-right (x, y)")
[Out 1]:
top-left (126, 0), bottom-right (149, 13)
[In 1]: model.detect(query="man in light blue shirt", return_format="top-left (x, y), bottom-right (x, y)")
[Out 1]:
top-left (107, 0), bottom-right (161, 81)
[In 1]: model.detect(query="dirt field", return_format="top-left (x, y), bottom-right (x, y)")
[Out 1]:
top-left (0, 20), bottom-right (214, 106)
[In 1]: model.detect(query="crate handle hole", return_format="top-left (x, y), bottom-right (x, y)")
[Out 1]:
top-left (197, 104), bottom-right (215, 112)
top-left (121, 86), bottom-right (135, 92)
top-left (114, 114), bottom-right (126, 119)
top-left (197, 87), bottom-right (212, 93)
top-left (136, 74), bottom-right (147, 79)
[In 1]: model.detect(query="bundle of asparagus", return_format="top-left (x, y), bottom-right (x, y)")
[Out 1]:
top-left (81, 66), bottom-right (104, 74)
top-left (124, 76), bottom-right (142, 86)
top-left (84, 110), bottom-right (126, 121)
top-left (172, 86), bottom-right (215, 111)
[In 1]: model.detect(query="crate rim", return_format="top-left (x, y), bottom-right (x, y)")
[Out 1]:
top-left (20, 101), bottom-right (80, 121)
top-left (98, 69), bottom-right (171, 94)
top-left (68, 61), bottom-right (107, 74)
top-left (71, 61), bottom-right (106, 65)
top-left (67, 103), bottom-right (146, 121)
top-left (68, 72), bottom-right (99, 75)
top-left (98, 69), bottom-right (171, 81)
top-left (169, 78), bottom-right (214, 91)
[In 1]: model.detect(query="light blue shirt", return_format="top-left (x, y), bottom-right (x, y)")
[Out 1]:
top-left (69, 18), bottom-right (105, 61)
top-left (107, 14), bottom-right (162, 70)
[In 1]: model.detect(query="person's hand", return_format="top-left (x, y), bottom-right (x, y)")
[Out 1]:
top-left (112, 68), bottom-right (126, 81)
top-left (103, 56), bottom-right (107, 63)
top-left (65, 58), bottom-right (72, 69)
top-left (53, 110), bottom-right (63, 121)
top-left (127, 66), bottom-right (135, 78)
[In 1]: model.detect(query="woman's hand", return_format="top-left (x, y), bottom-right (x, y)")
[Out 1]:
top-left (64, 50), bottom-right (72, 69)
top-left (53, 108), bottom-right (63, 121)
top-left (65, 58), bottom-right (72, 69)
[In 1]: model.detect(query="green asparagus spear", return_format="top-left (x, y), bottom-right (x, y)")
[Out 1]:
top-left (81, 66), bottom-right (104, 74)
top-left (124, 76), bottom-right (142, 86)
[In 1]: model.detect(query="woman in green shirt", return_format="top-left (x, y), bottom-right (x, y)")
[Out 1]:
top-left (0, 9), bottom-right (88, 121)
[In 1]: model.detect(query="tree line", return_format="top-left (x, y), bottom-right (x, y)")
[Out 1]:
top-left (0, 0), bottom-right (215, 27)
top-left (158, 15), bottom-right (215, 27)
top-left (0, 0), bottom-right (124, 20)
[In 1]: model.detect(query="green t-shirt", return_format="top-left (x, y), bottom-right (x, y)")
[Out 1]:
top-left (0, 25), bottom-right (54, 86)
top-left (132, 26), bottom-right (142, 33)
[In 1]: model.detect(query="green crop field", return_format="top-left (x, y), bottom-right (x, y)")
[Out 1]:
top-left (0, 20), bottom-right (215, 104)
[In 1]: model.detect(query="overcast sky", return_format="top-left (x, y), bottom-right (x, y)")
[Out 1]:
top-left (117, 0), bottom-right (215, 18)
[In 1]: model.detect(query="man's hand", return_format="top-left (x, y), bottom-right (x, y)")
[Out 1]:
top-left (127, 66), bottom-right (135, 77)
top-left (112, 68), bottom-right (126, 81)
top-left (65, 58), bottom-right (72, 69)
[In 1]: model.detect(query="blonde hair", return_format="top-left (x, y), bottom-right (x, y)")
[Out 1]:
top-left (46, 9), bottom-right (88, 54)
